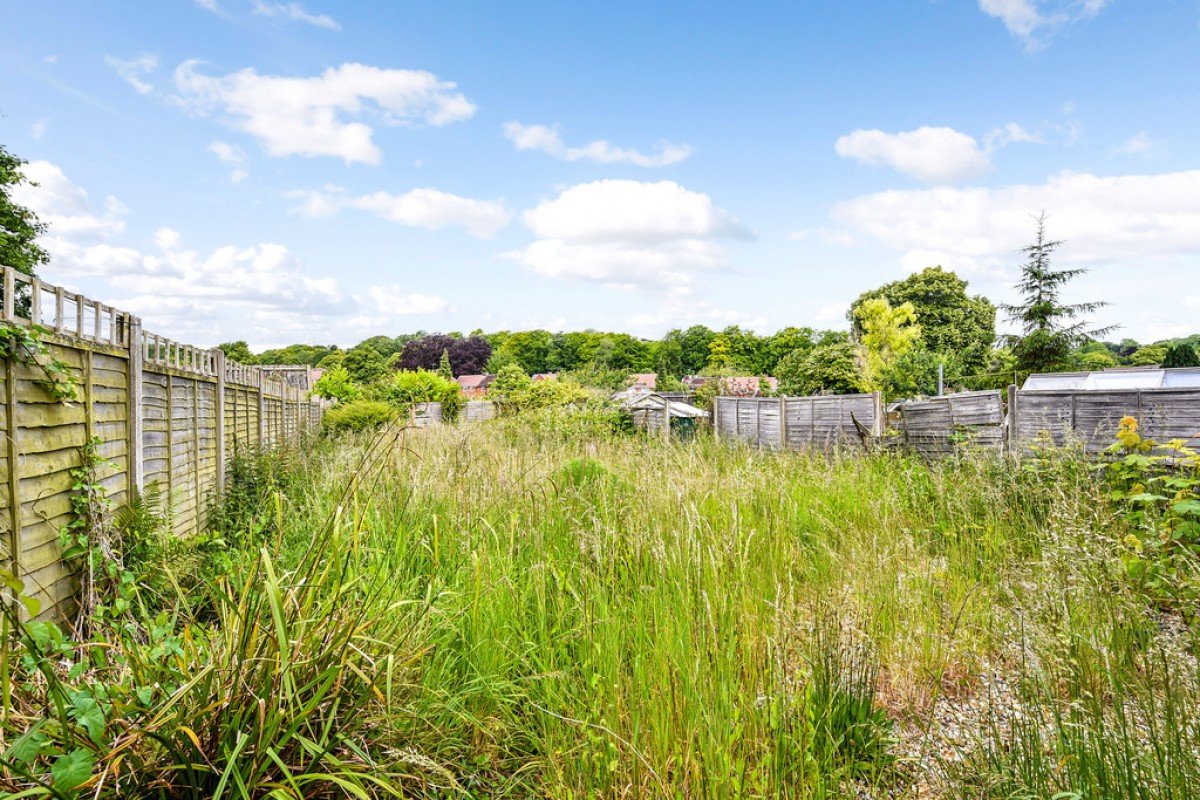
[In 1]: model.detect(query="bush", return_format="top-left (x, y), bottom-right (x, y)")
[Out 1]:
top-left (323, 399), bottom-right (398, 433)
top-left (312, 365), bottom-right (360, 402)
top-left (367, 369), bottom-right (464, 421)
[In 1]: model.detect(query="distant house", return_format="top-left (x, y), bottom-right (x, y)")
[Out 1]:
top-left (457, 374), bottom-right (495, 398)
top-left (628, 373), bottom-right (657, 391)
top-left (681, 375), bottom-right (778, 397)
top-left (532, 372), bottom-right (559, 382)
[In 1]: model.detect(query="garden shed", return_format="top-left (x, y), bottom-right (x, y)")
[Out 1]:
top-left (623, 393), bottom-right (709, 438)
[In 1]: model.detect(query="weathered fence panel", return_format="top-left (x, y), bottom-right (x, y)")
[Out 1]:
top-left (1012, 387), bottom-right (1200, 453)
top-left (716, 393), bottom-right (883, 451)
top-left (896, 390), bottom-right (1005, 457)
top-left (464, 400), bottom-right (496, 422)
top-left (0, 265), bottom-right (324, 621)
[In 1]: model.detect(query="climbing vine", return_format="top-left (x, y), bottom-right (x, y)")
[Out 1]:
top-left (0, 322), bottom-right (79, 401)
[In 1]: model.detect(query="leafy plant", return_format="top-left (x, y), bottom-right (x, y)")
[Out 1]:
top-left (323, 398), bottom-right (397, 433)
top-left (0, 323), bottom-right (79, 401)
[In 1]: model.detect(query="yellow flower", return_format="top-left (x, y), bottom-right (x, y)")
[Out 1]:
top-left (1123, 535), bottom-right (1143, 553)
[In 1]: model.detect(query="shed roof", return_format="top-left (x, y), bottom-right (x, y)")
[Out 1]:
top-left (624, 393), bottom-right (710, 418)
top-left (1022, 367), bottom-right (1200, 391)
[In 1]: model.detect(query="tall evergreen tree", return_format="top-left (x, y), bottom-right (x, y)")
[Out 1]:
top-left (1002, 214), bottom-right (1114, 375)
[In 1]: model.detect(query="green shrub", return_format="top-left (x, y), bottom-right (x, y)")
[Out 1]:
top-left (367, 369), bottom-right (463, 420)
top-left (323, 399), bottom-right (398, 433)
top-left (311, 364), bottom-right (360, 402)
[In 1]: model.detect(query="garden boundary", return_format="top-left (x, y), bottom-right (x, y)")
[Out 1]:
top-left (0, 265), bottom-right (323, 621)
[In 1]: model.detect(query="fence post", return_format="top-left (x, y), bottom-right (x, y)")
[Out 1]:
top-left (5, 331), bottom-right (22, 611)
top-left (779, 397), bottom-right (789, 450)
top-left (872, 391), bottom-right (884, 437)
top-left (258, 369), bottom-right (266, 450)
top-left (1006, 384), bottom-right (1017, 455)
top-left (214, 349), bottom-right (226, 494)
top-left (127, 317), bottom-right (144, 492)
top-left (712, 397), bottom-right (720, 440)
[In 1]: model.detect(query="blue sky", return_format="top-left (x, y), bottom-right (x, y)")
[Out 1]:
top-left (2, 0), bottom-right (1198, 349)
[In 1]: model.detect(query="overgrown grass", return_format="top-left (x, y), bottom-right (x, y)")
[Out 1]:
top-left (2, 420), bottom-right (1196, 798)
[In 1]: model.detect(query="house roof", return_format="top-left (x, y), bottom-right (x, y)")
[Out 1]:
top-left (1022, 367), bottom-right (1200, 391)
top-left (457, 374), bottom-right (495, 390)
top-left (629, 373), bottom-right (657, 389)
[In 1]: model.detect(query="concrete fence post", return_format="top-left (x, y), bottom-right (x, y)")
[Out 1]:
top-left (127, 316), bottom-right (144, 492)
top-left (1006, 384), bottom-right (1017, 456)
top-left (214, 348), bottom-right (226, 493)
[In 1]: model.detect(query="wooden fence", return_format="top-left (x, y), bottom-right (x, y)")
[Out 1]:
top-left (0, 266), bottom-right (323, 621)
top-left (713, 393), bottom-right (884, 450)
top-left (895, 390), bottom-right (1005, 457)
top-left (1010, 386), bottom-right (1200, 453)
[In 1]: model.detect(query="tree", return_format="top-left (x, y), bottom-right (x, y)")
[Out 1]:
top-left (850, 266), bottom-right (995, 375)
top-left (398, 334), bottom-right (491, 376)
top-left (775, 342), bottom-right (863, 396)
top-left (677, 325), bottom-right (716, 374)
top-left (853, 298), bottom-right (921, 392)
top-left (0, 146), bottom-right (50, 276)
top-left (217, 340), bottom-right (256, 364)
top-left (1002, 214), bottom-right (1114, 376)
top-left (437, 348), bottom-right (453, 379)
top-left (1130, 346), bottom-right (1168, 367)
top-left (343, 345), bottom-right (388, 384)
top-left (706, 335), bottom-right (733, 371)
top-left (1163, 341), bottom-right (1200, 369)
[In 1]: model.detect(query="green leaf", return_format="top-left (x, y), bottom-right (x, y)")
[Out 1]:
top-left (51, 749), bottom-right (94, 795)
top-left (70, 691), bottom-right (106, 744)
top-left (1128, 492), bottom-right (1167, 504)
top-left (1170, 499), bottom-right (1200, 517)
top-left (4, 728), bottom-right (50, 765)
top-left (20, 594), bottom-right (41, 618)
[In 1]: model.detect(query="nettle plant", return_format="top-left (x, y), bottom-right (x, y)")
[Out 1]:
top-left (1104, 415), bottom-right (1200, 614)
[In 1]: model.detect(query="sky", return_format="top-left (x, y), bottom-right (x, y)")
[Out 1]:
top-left (1, 0), bottom-right (1198, 351)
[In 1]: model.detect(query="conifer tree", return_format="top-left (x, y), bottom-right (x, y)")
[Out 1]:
top-left (1002, 213), bottom-right (1113, 375)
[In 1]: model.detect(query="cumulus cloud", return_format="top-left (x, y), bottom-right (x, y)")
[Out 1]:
top-left (12, 160), bottom-right (127, 241)
top-left (836, 121), bottom-right (1055, 184)
top-left (836, 127), bottom-right (990, 184)
top-left (831, 168), bottom-right (1200, 275)
top-left (11, 160), bottom-right (352, 343)
top-left (208, 140), bottom-right (249, 182)
top-left (512, 179), bottom-right (745, 292)
top-left (367, 285), bottom-right (448, 315)
top-left (172, 61), bottom-right (476, 164)
top-left (502, 122), bottom-right (690, 167)
top-left (979, 0), bottom-right (1110, 48)
top-left (288, 186), bottom-right (511, 237)
top-left (106, 53), bottom-right (158, 95)
top-left (251, 1), bottom-right (340, 30)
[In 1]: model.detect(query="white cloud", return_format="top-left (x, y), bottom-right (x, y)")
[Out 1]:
top-left (832, 168), bottom-right (1200, 276)
top-left (836, 126), bottom-right (990, 184)
top-left (194, 0), bottom-right (223, 13)
top-left (251, 1), bottom-right (340, 30)
top-left (106, 53), bottom-right (158, 95)
top-left (836, 121), bottom-right (1059, 184)
top-left (172, 61), bottom-right (476, 164)
top-left (367, 285), bottom-right (449, 315)
top-left (1114, 132), bottom-right (1157, 156)
top-left (625, 300), bottom-right (766, 333)
top-left (502, 122), bottom-right (690, 167)
top-left (208, 140), bottom-right (249, 182)
top-left (12, 160), bottom-right (127, 241)
top-left (11, 160), bottom-right (349, 344)
top-left (512, 179), bottom-right (745, 292)
top-left (30, 120), bottom-right (48, 139)
top-left (288, 186), bottom-right (511, 237)
top-left (979, 0), bottom-right (1109, 48)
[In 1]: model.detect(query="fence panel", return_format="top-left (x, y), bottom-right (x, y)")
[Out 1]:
top-left (1013, 388), bottom-right (1200, 453)
top-left (0, 265), bottom-right (323, 621)
top-left (718, 393), bottom-right (881, 451)
top-left (897, 390), bottom-right (1004, 457)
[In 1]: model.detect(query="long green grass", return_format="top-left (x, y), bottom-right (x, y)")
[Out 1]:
top-left (2, 420), bottom-right (1196, 797)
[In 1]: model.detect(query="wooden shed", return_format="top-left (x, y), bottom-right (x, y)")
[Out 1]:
top-left (624, 393), bottom-right (709, 438)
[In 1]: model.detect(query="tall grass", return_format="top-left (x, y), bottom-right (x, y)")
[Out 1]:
top-left (3, 420), bottom-right (1194, 797)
